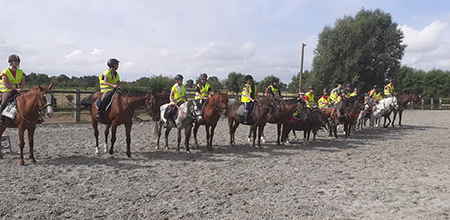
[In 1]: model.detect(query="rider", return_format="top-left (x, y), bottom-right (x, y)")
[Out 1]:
top-left (377, 89), bottom-right (384, 101)
top-left (368, 85), bottom-right (378, 102)
top-left (336, 91), bottom-right (347, 104)
top-left (349, 88), bottom-right (358, 97)
top-left (345, 83), bottom-right (352, 97)
top-left (265, 77), bottom-right (282, 97)
top-left (384, 79), bottom-right (395, 98)
top-left (304, 86), bottom-right (317, 111)
top-left (318, 88), bottom-right (331, 108)
top-left (166, 74), bottom-right (186, 127)
top-left (330, 81), bottom-right (343, 105)
top-left (0, 54), bottom-right (25, 125)
top-left (241, 75), bottom-right (258, 123)
top-left (96, 58), bottom-right (120, 120)
top-left (195, 73), bottom-right (211, 105)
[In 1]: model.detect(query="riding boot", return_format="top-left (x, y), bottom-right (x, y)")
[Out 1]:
top-left (95, 100), bottom-right (104, 120)
top-left (243, 110), bottom-right (248, 124)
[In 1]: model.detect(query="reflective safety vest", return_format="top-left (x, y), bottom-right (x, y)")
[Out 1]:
top-left (0, 68), bottom-right (24, 92)
top-left (318, 95), bottom-right (331, 108)
top-left (377, 93), bottom-right (383, 101)
top-left (384, 83), bottom-right (394, 96)
top-left (349, 92), bottom-right (357, 97)
top-left (195, 83), bottom-right (210, 100)
top-left (368, 89), bottom-right (377, 99)
top-left (305, 92), bottom-right (315, 108)
top-left (99, 70), bottom-right (120, 93)
top-left (265, 85), bottom-right (279, 96)
top-left (171, 84), bottom-right (186, 104)
top-left (330, 87), bottom-right (340, 102)
top-left (241, 84), bottom-right (256, 103)
top-left (336, 96), bottom-right (343, 103)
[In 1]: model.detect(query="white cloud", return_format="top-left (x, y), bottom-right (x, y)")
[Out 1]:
top-left (194, 42), bottom-right (258, 60)
top-left (400, 21), bottom-right (448, 53)
top-left (90, 48), bottom-right (104, 56)
top-left (55, 36), bottom-right (74, 46)
top-left (160, 47), bottom-right (169, 57)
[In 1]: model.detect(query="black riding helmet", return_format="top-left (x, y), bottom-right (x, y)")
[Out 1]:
top-left (323, 88), bottom-right (329, 92)
top-left (308, 85), bottom-right (314, 90)
top-left (8, 54), bottom-right (20, 63)
top-left (271, 77), bottom-right (278, 83)
top-left (175, 74), bottom-right (184, 80)
top-left (373, 85), bottom-right (379, 89)
top-left (245, 75), bottom-right (253, 81)
top-left (107, 58), bottom-right (120, 68)
top-left (200, 73), bottom-right (207, 80)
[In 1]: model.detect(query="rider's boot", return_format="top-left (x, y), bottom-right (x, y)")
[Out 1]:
top-left (243, 110), bottom-right (248, 124)
top-left (95, 100), bottom-right (104, 120)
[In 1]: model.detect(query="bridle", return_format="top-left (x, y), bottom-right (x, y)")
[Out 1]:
top-left (17, 91), bottom-right (53, 124)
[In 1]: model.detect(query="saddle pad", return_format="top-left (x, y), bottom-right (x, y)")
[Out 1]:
top-left (95, 92), bottom-right (115, 113)
top-left (237, 103), bottom-right (255, 118)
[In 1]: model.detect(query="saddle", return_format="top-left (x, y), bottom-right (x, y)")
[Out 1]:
top-left (95, 91), bottom-right (115, 113)
top-left (0, 94), bottom-right (20, 119)
top-left (164, 102), bottom-right (184, 122)
top-left (237, 103), bottom-right (255, 118)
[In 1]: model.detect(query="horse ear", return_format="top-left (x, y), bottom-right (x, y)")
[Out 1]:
top-left (48, 83), bottom-right (53, 90)
top-left (38, 85), bottom-right (43, 90)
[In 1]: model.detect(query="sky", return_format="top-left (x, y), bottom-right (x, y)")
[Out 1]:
top-left (1, 0), bottom-right (450, 83)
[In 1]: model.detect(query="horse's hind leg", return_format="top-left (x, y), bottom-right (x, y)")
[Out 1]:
top-left (125, 122), bottom-right (132, 158)
top-left (193, 123), bottom-right (200, 148)
top-left (185, 125), bottom-right (192, 154)
top-left (109, 123), bottom-right (118, 156)
top-left (104, 124), bottom-right (111, 153)
top-left (205, 125), bottom-right (211, 151)
top-left (27, 126), bottom-right (37, 163)
top-left (18, 127), bottom-right (26, 165)
top-left (176, 128), bottom-right (182, 152)
top-left (164, 127), bottom-right (171, 150)
top-left (92, 119), bottom-right (100, 154)
top-left (247, 128), bottom-right (252, 142)
top-left (156, 121), bottom-right (163, 149)
top-left (209, 124), bottom-right (217, 151)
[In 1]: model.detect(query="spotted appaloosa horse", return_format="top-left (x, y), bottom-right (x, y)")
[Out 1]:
top-left (82, 91), bottom-right (162, 158)
top-left (193, 92), bottom-right (229, 151)
top-left (0, 85), bottom-right (54, 165)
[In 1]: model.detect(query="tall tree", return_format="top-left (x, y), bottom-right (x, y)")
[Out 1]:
top-left (224, 72), bottom-right (246, 93)
top-left (312, 9), bottom-right (406, 93)
top-left (185, 79), bottom-right (194, 88)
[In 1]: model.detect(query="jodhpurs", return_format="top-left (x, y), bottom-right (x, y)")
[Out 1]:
top-left (1, 91), bottom-right (17, 111)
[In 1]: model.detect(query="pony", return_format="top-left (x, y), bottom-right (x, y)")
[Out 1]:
top-left (228, 95), bottom-right (281, 148)
top-left (392, 93), bottom-right (421, 127)
top-left (156, 100), bottom-right (203, 153)
top-left (82, 90), bottom-right (162, 158)
top-left (0, 85), bottom-right (54, 165)
top-left (357, 103), bottom-right (371, 130)
top-left (370, 97), bottom-right (398, 128)
top-left (193, 92), bottom-right (229, 151)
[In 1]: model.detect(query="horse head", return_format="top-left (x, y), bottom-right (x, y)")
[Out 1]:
top-left (411, 93), bottom-right (421, 104)
top-left (145, 93), bottom-right (162, 121)
top-left (213, 91), bottom-right (229, 117)
top-left (191, 100), bottom-right (204, 123)
top-left (37, 84), bottom-right (54, 118)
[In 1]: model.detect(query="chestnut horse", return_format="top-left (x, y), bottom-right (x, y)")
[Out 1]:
top-left (82, 91), bottom-right (162, 158)
top-left (320, 107), bottom-right (340, 138)
top-left (228, 95), bottom-right (281, 148)
top-left (392, 93), bottom-right (421, 127)
top-left (193, 92), bottom-right (229, 151)
top-left (0, 85), bottom-right (54, 165)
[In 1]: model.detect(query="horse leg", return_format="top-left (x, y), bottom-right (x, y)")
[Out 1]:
top-left (209, 124), bottom-right (217, 151)
top-left (193, 123), bottom-right (200, 148)
top-left (247, 128), bottom-right (252, 142)
top-left (231, 119), bottom-right (239, 146)
top-left (185, 125), bottom-right (192, 154)
top-left (257, 125), bottom-right (264, 148)
top-left (302, 129), bottom-right (307, 146)
top-left (252, 125), bottom-right (257, 148)
top-left (104, 124), bottom-right (111, 153)
top-left (27, 126), bottom-right (37, 163)
top-left (18, 127), bottom-right (25, 165)
top-left (164, 127), bottom-right (172, 150)
top-left (228, 117), bottom-right (235, 146)
top-left (292, 130), bottom-right (297, 140)
top-left (392, 110), bottom-right (397, 127)
top-left (205, 125), bottom-right (211, 151)
top-left (399, 110), bottom-right (403, 127)
top-left (276, 123), bottom-right (281, 145)
top-left (109, 123), bottom-right (118, 156)
top-left (92, 118), bottom-right (100, 154)
top-left (176, 128), bottom-right (182, 152)
top-left (0, 127), bottom-right (5, 159)
top-left (156, 121), bottom-right (163, 149)
top-left (125, 122), bottom-right (132, 158)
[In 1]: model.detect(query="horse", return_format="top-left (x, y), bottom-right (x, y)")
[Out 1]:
top-left (357, 103), bottom-right (371, 130)
top-left (81, 90), bottom-right (162, 158)
top-left (156, 100), bottom-right (203, 153)
top-left (247, 99), bottom-right (298, 145)
top-left (334, 96), bottom-right (363, 137)
top-left (192, 92), bottom-right (229, 151)
top-left (281, 101), bottom-right (324, 145)
top-left (320, 107), bottom-right (340, 138)
top-left (0, 85), bottom-right (54, 165)
top-left (370, 97), bottom-right (398, 128)
top-left (392, 93), bottom-right (421, 127)
top-left (228, 95), bottom-right (281, 148)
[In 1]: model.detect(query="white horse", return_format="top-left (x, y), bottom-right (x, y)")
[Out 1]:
top-left (370, 97), bottom-right (398, 128)
top-left (155, 100), bottom-right (203, 153)
top-left (357, 103), bottom-right (371, 130)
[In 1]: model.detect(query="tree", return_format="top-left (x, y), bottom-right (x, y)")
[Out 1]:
top-left (135, 75), bottom-right (173, 93)
top-left (287, 70), bottom-right (317, 93)
top-left (224, 72), bottom-right (245, 93)
top-left (312, 9), bottom-right (406, 93)
top-left (207, 76), bottom-right (223, 92)
top-left (185, 79), bottom-right (194, 88)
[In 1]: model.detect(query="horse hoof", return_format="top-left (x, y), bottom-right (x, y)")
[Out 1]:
top-left (30, 158), bottom-right (37, 163)
top-left (95, 147), bottom-right (100, 154)
top-left (247, 138), bottom-right (251, 142)
top-left (19, 160), bottom-right (24, 165)
top-left (186, 150), bottom-right (191, 154)
top-left (0, 154), bottom-right (3, 159)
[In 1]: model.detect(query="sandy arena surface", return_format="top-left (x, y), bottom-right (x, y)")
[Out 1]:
top-left (0, 110), bottom-right (449, 219)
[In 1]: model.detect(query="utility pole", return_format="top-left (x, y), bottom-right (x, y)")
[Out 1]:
top-left (299, 43), bottom-right (306, 93)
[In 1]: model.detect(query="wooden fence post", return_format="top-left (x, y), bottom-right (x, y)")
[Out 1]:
top-left (421, 99), bottom-right (424, 110)
top-left (75, 89), bottom-right (81, 123)
top-left (439, 98), bottom-right (442, 110)
top-left (431, 98), bottom-right (434, 110)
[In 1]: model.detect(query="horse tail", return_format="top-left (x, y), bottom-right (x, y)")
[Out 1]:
top-left (81, 94), bottom-right (95, 108)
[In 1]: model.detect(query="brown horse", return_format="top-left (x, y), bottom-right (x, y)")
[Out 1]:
top-left (82, 91), bottom-right (162, 158)
top-left (193, 92), bottom-right (229, 151)
top-left (340, 96), bottom-right (363, 137)
top-left (0, 85), bottom-right (54, 165)
top-left (228, 95), bottom-right (281, 148)
top-left (320, 107), bottom-right (340, 138)
top-left (392, 93), bottom-right (421, 127)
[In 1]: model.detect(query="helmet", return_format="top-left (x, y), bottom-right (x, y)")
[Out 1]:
top-left (175, 74), bottom-right (184, 80)
top-left (245, 75), bottom-right (253, 81)
top-left (346, 83), bottom-right (351, 87)
top-left (338, 81), bottom-right (343, 85)
top-left (107, 58), bottom-right (120, 68)
top-left (271, 77), bottom-right (278, 83)
top-left (341, 91), bottom-right (346, 94)
top-left (298, 91), bottom-right (305, 95)
top-left (373, 85), bottom-right (379, 89)
top-left (354, 88), bottom-right (358, 91)
top-left (323, 88), bottom-right (329, 92)
top-left (308, 85), bottom-right (314, 90)
top-left (8, 54), bottom-right (20, 63)
top-left (200, 73), bottom-right (208, 80)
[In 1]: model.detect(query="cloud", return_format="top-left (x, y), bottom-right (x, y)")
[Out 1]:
top-left (400, 21), bottom-right (448, 53)
top-left (90, 48), bottom-right (104, 56)
top-left (160, 47), bottom-right (169, 57)
top-left (55, 36), bottom-right (74, 46)
top-left (194, 42), bottom-right (258, 60)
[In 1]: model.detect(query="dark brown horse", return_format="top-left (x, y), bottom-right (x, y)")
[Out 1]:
top-left (340, 96), bottom-right (363, 137)
top-left (392, 93), bottom-right (421, 127)
top-left (193, 92), bottom-right (229, 151)
top-left (82, 91), bottom-right (162, 158)
top-left (228, 95), bottom-right (281, 148)
top-left (320, 107), bottom-right (340, 138)
top-left (0, 85), bottom-right (54, 165)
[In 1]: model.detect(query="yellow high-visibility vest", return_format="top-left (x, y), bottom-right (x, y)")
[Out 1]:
top-left (171, 84), bottom-right (186, 104)
top-left (0, 68), bottom-right (24, 92)
top-left (99, 70), bottom-right (120, 93)
top-left (195, 83), bottom-right (210, 100)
